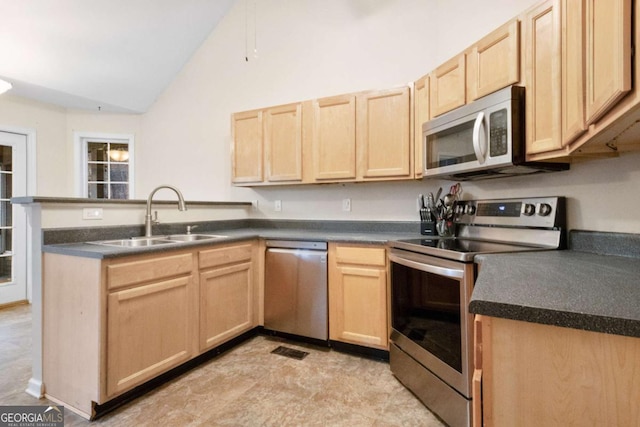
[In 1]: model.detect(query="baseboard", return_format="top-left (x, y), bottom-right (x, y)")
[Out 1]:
top-left (25, 377), bottom-right (45, 399)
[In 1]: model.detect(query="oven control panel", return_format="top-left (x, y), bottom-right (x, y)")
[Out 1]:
top-left (455, 196), bottom-right (565, 229)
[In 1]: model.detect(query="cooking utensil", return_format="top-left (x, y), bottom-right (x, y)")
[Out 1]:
top-left (434, 187), bottom-right (443, 205)
top-left (449, 183), bottom-right (462, 198)
top-left (443, 193), bottom-right (456, 207)
top-left (426, 193), bottom-right (436, 211)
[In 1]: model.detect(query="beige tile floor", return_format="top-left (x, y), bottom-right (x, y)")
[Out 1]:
top-left (1, 304), bottom-right (445, 426)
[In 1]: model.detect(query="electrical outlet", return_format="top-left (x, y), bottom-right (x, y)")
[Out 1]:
top-left (83, 208), bottom-right (103, 220)
top-left (342, 198), bottom-right (351, 212)
top-left (274, 200), bottom-right (282, 212)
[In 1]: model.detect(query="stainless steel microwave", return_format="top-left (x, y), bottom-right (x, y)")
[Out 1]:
top-left (423, 85), bottom-right (568, 181)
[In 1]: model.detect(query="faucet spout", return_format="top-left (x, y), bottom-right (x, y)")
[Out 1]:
top-left (145, 185), bottom-right (187, 237)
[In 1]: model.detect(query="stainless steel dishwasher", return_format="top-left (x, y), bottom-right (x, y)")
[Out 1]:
top-left (264, 240), bottom-right (328, 341)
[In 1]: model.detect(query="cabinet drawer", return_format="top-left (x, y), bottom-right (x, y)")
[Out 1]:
top-left (335, 246), bottom-right (386, 267)
top-left (107, 253), bottom-right (193, 290)
top-left (199, 243), bottom-right (253, 270)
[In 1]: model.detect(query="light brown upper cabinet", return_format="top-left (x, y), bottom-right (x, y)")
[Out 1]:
top-left (561, 0), bottom-right (587, 144)
top-left (264, 102), bottom-right (303, 182)
top-left (312, 94), bottom-right (358, 181)
top-left (584, 0), bottom-right (632, 125)
top-left (413, 74), bottom-right (430, 178)
top-left (562, 0), bottom-right (632, 146)
top-left (467, 18), bottom-right (520, 101)
top-left (430, 18), bottom-right (520, 118)
top-left (312, 88), bottom-right (411, 182)
top-left (523, 0), bottom-right (563, 155)
top-left (231, 109), bottom-right (263, 183)
top-left (232, 86), bottom-right (412, 186)
top-left (525, 0), bottom-right (633, 158)
top-left (357, 86), bottom-right (411, 180)
top-left (430, 54), bottom-right (466, 118)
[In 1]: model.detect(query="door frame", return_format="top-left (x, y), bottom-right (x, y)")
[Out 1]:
top-left (0, 125), bottom-right (36, 301)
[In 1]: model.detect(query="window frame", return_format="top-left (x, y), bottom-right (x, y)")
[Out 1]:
top-left (74, 132), bottom-right (135, 199)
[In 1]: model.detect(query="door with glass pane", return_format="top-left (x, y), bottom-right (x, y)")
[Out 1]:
top-left (0, 132), bottom-right (27, 305)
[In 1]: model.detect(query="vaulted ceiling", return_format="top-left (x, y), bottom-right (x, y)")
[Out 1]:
top-left (0, 0), bottom-right (235, 113)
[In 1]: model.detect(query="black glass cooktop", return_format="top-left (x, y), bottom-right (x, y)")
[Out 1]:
top-left (391, 238), bottom-right (544, 262)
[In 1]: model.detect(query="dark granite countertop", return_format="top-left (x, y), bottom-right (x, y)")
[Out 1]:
top-left (42, 220), bottom-right (425, 259)
top-left (470, 230), bottom-right (640, 338)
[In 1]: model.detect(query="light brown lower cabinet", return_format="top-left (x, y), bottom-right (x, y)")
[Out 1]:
top-left (42, 240), bottom-right (258, 419)
top-left (199, 243), bottom-right (256, 351)
top-left (328, 243), bottom-right (389, 350)
top-left (107, 275), bottom-right (195, 397)
top-left (474, 315), bottom-right (640, 426)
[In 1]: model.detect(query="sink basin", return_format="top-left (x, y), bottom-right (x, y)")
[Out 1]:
top-left (166, 234), bottom-right (227, 242)
top-left (90, 237), bottom-right (176, 247)
top-left (88, 234), bottom-right (227, 248)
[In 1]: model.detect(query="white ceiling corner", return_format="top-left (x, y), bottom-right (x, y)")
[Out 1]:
top-left (0, 0), bottom-right (235, 113)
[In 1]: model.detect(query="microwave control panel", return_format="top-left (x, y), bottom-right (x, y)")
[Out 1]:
top-left (489, 109), bottom-right (508, 157)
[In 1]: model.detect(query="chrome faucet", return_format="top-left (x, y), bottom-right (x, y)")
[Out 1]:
top-left (145, 185), bottom-right (187, 237)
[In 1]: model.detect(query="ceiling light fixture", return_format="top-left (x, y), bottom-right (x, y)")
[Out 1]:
top-left (109, 148), bottom-right (129, 162)
top-left (0, 79), bottom-right (12, 95)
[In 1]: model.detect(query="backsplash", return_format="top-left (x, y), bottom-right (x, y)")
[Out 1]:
top-left (569, 230), bottom-right (640, 259)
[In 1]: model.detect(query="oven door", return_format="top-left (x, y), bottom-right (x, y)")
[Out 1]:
top-left (389, 248), bottom-right (475, 398)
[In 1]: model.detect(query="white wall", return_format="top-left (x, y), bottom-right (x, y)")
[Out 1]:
top-left (139, 0), bottom-right (538, 200)
top-left (0, 95), bottom-right (67, 196)
top-left (3, 0), bottom-right (640, 234)
top-left (140, 0), bottom-right (639, 233)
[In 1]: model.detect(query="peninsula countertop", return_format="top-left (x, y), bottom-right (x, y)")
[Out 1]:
top-left (470, 245), bottom-right (640, 338)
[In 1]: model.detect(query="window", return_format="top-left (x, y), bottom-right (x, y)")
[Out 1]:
top-left (75, 133), bottom-right (135, 199)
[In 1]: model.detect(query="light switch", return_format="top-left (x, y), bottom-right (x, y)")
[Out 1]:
top-left (274, 200), bottom-right (282, 212)
top-left (83, 208), bottom-right (103, 220)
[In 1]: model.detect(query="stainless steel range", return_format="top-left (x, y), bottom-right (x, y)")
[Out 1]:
top-left (388, 196), bottom-right (565, 427)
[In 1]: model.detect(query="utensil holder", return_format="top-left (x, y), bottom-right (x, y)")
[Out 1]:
top-left (420, 221), bottom-right (437, 236)
top-left (436, 219), bottom-right (456, 237)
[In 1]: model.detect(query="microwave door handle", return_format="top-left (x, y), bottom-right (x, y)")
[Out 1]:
top-left (472, 111), bottom-right (487, 164)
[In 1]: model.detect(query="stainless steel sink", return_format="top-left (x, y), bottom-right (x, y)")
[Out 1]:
top-left (89, 237), bottom-right (176, 247)
top-left (88, 234), bottom-right (227, 247)
top-left (166, 234), bottom-right (227, 242)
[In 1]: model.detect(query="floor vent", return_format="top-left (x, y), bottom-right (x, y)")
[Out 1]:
top-left (271, 346), bottom-right (309, 360)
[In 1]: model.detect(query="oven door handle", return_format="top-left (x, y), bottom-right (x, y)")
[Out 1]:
top-left (389, 253), bottom-right (464, 279)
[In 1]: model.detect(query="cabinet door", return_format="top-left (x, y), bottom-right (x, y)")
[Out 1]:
top-left (357, 87), bottom-right (411, 180)
top-left (524, 0), bottom-right (563, 155)
top-left (561, 0), bottom-right (588, 145)
top-left (430, 54), bottom-right (466, 117)
top-left (467, 18), bottom-right (520, 101)
top-left (200, 262), bottom-right (254, 351)
top-left (329, 245), bottom-right (388, 350)
top-left (472, 315), bottom-right (485, 427)
top-left (264, 103), bottom-right (303, 182)
top-left (413, 75), bottom-right (430, 178)
top-left (584, 0), bottom-right (632, 125)
top-left (312, 94), bottom-right (357, 181)
top-left (483, 317), bottom-right (640, 426)
top-left (107, 276), bottom-right (194, 397)
top-left (231, 110), bottom-right (263, 183)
